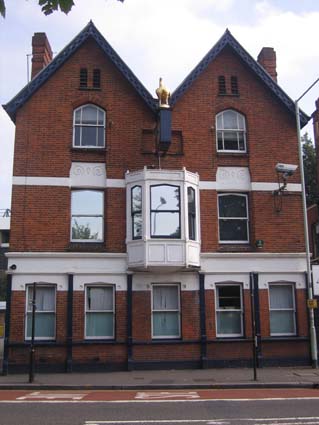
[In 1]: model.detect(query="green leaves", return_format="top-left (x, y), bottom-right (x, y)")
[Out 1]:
top-left (1, 0), bottom-right (124, 18)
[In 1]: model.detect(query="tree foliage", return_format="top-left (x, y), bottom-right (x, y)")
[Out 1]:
top-left (0, 0), bottom-right (124, 18)
top-left (302, 133), bottom-right (318, 206)
top-left (72, 220), bottom-right (98, 240)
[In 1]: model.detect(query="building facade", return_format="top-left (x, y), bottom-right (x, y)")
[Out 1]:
top-left (3, 22), bottom-right (312, 373)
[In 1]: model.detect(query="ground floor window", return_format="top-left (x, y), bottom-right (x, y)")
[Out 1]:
top-left (269, 283), bottom-right (296, 336)
top-left (216, 284), bottom-right (243, 337)
top-left (25, 284), bottom-right (56, 340)
top-left (152, 284), bottom-right (180, 338)
top-left (85, 285), bottom-right (115, 339)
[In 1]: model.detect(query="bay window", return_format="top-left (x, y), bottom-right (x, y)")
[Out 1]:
top-left (131, 185), bottom-right (142, 239)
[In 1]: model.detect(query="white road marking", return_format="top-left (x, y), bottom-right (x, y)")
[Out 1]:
top-left (16, 391), bottom-right (87, 400)
top-left (135, 391), bottom-right (200, 400)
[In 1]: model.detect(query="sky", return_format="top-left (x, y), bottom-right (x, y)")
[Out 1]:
top-left (1, 0), bottom-right (319, 210)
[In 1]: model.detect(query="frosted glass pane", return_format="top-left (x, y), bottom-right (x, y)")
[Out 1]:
top-left (217, 311), bottom-right (241, 335)
top-left (86, 312), bottom-right (113, 337)
top-left (153, 286), bottom-right (178, 310)
top-left (26, 313), bottom-right (55, 338)
top-left (153, 312), bottom-right (179, 337)
top-left (87, 287), bottom-right (113, 311)
top-left (270, 311), bottom-right (295, 334)
top-left (270, 285), bottom-right (294, 308)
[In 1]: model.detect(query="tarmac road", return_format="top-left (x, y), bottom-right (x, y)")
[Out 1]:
top-left (0, 388), bottom-right (319, 425)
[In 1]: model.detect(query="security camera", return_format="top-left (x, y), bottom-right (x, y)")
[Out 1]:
top-left (9, 264), bottom-right (17, 270)
top-left (275, 163), bottom-right (298, 176)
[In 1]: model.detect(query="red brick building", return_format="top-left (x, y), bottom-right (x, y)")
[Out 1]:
top-left (3, 22), bottom-right (312, 372)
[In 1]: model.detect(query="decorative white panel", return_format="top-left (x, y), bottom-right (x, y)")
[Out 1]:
top-left (167, 244), bottom-right (184, 262)
top-left (216, 167), bottom-right (251, 191)
top-left (148, 244), bottom-right (166, 262)
top-left (70, 162), bottom-right (106, 188)
top-left (127, 243), bottom-right (144, 264)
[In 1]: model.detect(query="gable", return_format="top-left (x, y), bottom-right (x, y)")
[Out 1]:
top-left (3, 21), bottom-right (157, 122)
top-left (170, 30), bottom-right (309, 128)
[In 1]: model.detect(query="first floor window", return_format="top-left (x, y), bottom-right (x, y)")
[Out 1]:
top-left (71, 190), bottom-right (104, 242)
top-left (269, 283), bottom-right (296, 336)
top-left (150, 185), bottom-right (181, 238)
top-left (152, 284), bottom-right (180, 338)
top-left (26, 285), bottom-right (56, 340)
top-left (218, 193), bottom-right (249, 243)
top-left (216, 284), bottom-right (243, 337)
top-left (85, 285), bottom-right (115, 338)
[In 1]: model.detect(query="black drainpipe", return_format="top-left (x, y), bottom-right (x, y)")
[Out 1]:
top-left (2, 274), bottom-right (12, 376)
top-left (199, 272), bottom-right (207, 369)
top-left (66, 274), bottom-right (73, 373)
top-left (127, 274), bottom-right (133, 371)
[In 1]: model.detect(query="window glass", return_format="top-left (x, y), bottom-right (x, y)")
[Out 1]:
top-left (216, 284), bottom-right (243, 336)
top-left (73, 104), bottom-right (105, 148)
top-left (152, 284), bottom-right (180, 338)
top-left (188, 187), bottom-right (196, 240)
top-left (132, 186), bottom-right (142, 239)
top-left (26, 285), bottom-right (55, 339)
top-left (269, 284), bottom-right (296, 335)
top-left (71, 190), bottom-right (104, 242)
top-left (216, 110), bottom-right (246, 152)
top-left (85, 286), bottom-right (114, 338)
top-left (150, 185), bottom-right (180, 238)
top-left (218, 194), bottom-right (248, 243)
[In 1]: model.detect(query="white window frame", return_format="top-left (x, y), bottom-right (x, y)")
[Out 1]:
top-left (218, 193), bottom-right (249, 244)
top-left (269, 282), bottom-right (296, 336)
top-left (215, 283), bottom-right (243, 338)
top-left (84, 284), bottom-right (115, 340)
top-left (216, 109), bottom-right (247, 153)
top-left (71, 190), bottom-right (104, 243)
top-left (151, 283), bottom-right (181, 339)
top-left (73, 104), bottom-right (105, 148)
top-left (25, 284), bottom-right (56, 341)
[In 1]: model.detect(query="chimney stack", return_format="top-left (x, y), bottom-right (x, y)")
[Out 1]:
top-left (31, 32), bottom-right (53, 80)
top-left (257, 47), bottom-right (277, 82)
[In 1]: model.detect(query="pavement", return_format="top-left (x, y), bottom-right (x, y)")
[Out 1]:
top-left (1, 367), bottom-right (319, 390)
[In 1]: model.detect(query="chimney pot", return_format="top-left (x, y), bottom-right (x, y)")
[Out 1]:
top-left (31, 32), bottom-right (53, 80)
top-left (257, 47), bottom-right (277, 82)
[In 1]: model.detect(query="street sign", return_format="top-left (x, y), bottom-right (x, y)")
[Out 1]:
top-left (307, 299), bottom-right (318, 309)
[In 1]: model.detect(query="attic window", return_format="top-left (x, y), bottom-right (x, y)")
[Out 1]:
top-left (231, 76), bottom-right (239, 95)
top-left (93, 69), bottom-right (101, 89)
top-left (80, 68), bottom-right (88, 88)
top-left (218, 76), bottom-right (226, 95)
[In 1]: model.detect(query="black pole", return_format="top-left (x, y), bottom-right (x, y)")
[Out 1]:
top-left (2, 274), bottom-right (12, 376)
top-left (250, 273), bottom-right (257, 381)
top-left (199, 273), bottom-right (207, 369)
top-left (127, 274), bottom-right (133, 371)
top-left (28, 282), bottom-right (36, 383)
top-left (66, 275), bottom-right (73, 373)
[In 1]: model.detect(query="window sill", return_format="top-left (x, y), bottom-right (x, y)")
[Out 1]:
top-left (217, 244), bottom-right (254, 253)
top-left (216, 152), bottom-right (248, 157)
top-left (70, 147), bottom-right (106, 153)
top-left (79, 87), bottom-right (102, 91)
top-left (217, 93), bottom-right (240, 97)
top-left (67, 242), bottom-right (106, 252)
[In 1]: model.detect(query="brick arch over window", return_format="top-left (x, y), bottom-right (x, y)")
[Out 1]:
top-left (216, 109), bottom-right (247, 153)
top-left (73, 104), bottom-right (106, 148)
